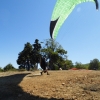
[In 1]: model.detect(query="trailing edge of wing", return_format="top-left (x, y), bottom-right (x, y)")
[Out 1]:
top-left (50, 18), bottom-right (59, 38)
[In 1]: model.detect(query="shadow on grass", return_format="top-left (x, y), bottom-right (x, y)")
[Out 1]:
top-left (0, 73), bottom-right (63, 100)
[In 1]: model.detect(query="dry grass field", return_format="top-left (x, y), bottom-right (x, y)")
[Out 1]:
top-left (0, 70), bottom-right (100, 100)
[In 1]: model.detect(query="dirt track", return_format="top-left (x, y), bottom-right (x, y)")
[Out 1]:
top-left (0, 70), bottom-right (100, 100)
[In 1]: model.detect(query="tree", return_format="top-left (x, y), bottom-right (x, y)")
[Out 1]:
top-left (4, 63), bottom-right (15, 71)
top-left (64, 60), bottom-right (73, 70)
top-left (16, 39), bottom-right (68, 70)
top-left (0, 67), bottom-right (3, 72)
top-left (75, 62), bottom-right (84, 69)
top-left (88, 58), bottom-right (100, 70)
top-left (41, 39), bottom-right (67, 70)
top-left (82, 63), bottom-right (89, 69)
top-left (31, 39), bottom-right (41, 69)
top-left (17, 42), bottom-right (33, 70)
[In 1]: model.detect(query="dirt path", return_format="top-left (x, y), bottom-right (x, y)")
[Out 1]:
top-left (0, 70), bottom-right (100, 100)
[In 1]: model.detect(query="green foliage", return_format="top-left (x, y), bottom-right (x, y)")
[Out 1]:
top-left (31, 39), bottom-right (41, 69)
top-left (41, 39), bottom-right (67, 70)
top-left (16, 39), bottom-right (100, 71)
top-left (0, 67), bottom-right (3, 72)
top-left (4, 63), bottom-right (16, 71)
top-left (88, 58), bottom-right (100, 70)
top-left (75, 62), bottom-right (85, 69)
top-left (17, 39), bottom-right (42, 70)
top-left (17, 42), bottom-right (33, 70)
top-left (82, 63), bottom-right (89, 69)
top-left (16, 38), bottom-right (69, 70)
top-left (64, 60), bottom-right (73, 69)
top-left (17, 42), bottom-right (33, 69)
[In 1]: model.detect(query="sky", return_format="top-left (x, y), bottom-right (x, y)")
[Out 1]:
top-left (0, 0), bottom-right (100, 68)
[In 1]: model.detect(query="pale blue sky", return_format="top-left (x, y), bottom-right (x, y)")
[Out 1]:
top-left (0, 0), bottom-right (100, 68)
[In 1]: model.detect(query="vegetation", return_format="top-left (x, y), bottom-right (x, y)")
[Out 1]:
top-left (32, 39), bottom-right (41, 69)
top-left (3, 63), bottom-right (16, 71)
top-left (41, 39), bottom-right (67, 70)
top-left (64, 60), bottom-right (73, 70)
top-left (82, 63), bottom-right (89, 69)
top-left (0, 67), bottom-right (3, 72)
top-left (16, 38), bottom-right (100, 71)
top-left (75, 62), bottom-right (85, 69)
top-left (16, 39), bottom-right (70, 70)
top-left (17, 42), bottom-right (33, 71)
top-left (1, 38), bottom-right (100, 72)
top-left (16, 39), bottom-right (42, 71)
top-left (88, 59), bottom-right (100, 70)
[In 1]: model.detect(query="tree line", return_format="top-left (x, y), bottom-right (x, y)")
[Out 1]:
top-left (16, 38), bottom-right (100, 71)
top-left (16, 39), bottom-right (71, 70)
top-left (0, 38), bottom-right (100, 72)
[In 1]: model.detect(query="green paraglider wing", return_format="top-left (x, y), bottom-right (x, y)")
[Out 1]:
top-left (50, 0), bottom-right (99, 39)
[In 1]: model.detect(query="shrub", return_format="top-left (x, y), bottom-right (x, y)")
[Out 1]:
top-left (0, 67), bottom-right (3, 72)
top-left (88, 59), bottom-right (100, 70)
top-left (75, 62), bottom-right (84, 69)
top-left (3, 63), bottom-right (16, 71)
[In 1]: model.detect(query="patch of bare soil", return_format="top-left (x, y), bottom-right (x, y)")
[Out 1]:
top-left (0, 70), bottom-right (100, 100)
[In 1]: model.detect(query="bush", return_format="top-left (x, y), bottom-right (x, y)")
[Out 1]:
top-left (83, 64), bottom-right (89, 69)
top-left (3, 63), bottom-right (16, 71)
top-left (0, 67), bottom-right (3, 72)
top-left (75, 62), bottom-right (84, 69)
top-left (88, 59), bottom-right (100, 70)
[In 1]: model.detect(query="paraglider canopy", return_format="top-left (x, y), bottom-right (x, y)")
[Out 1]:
top-left (50, 0), bottom-right (99, 39)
